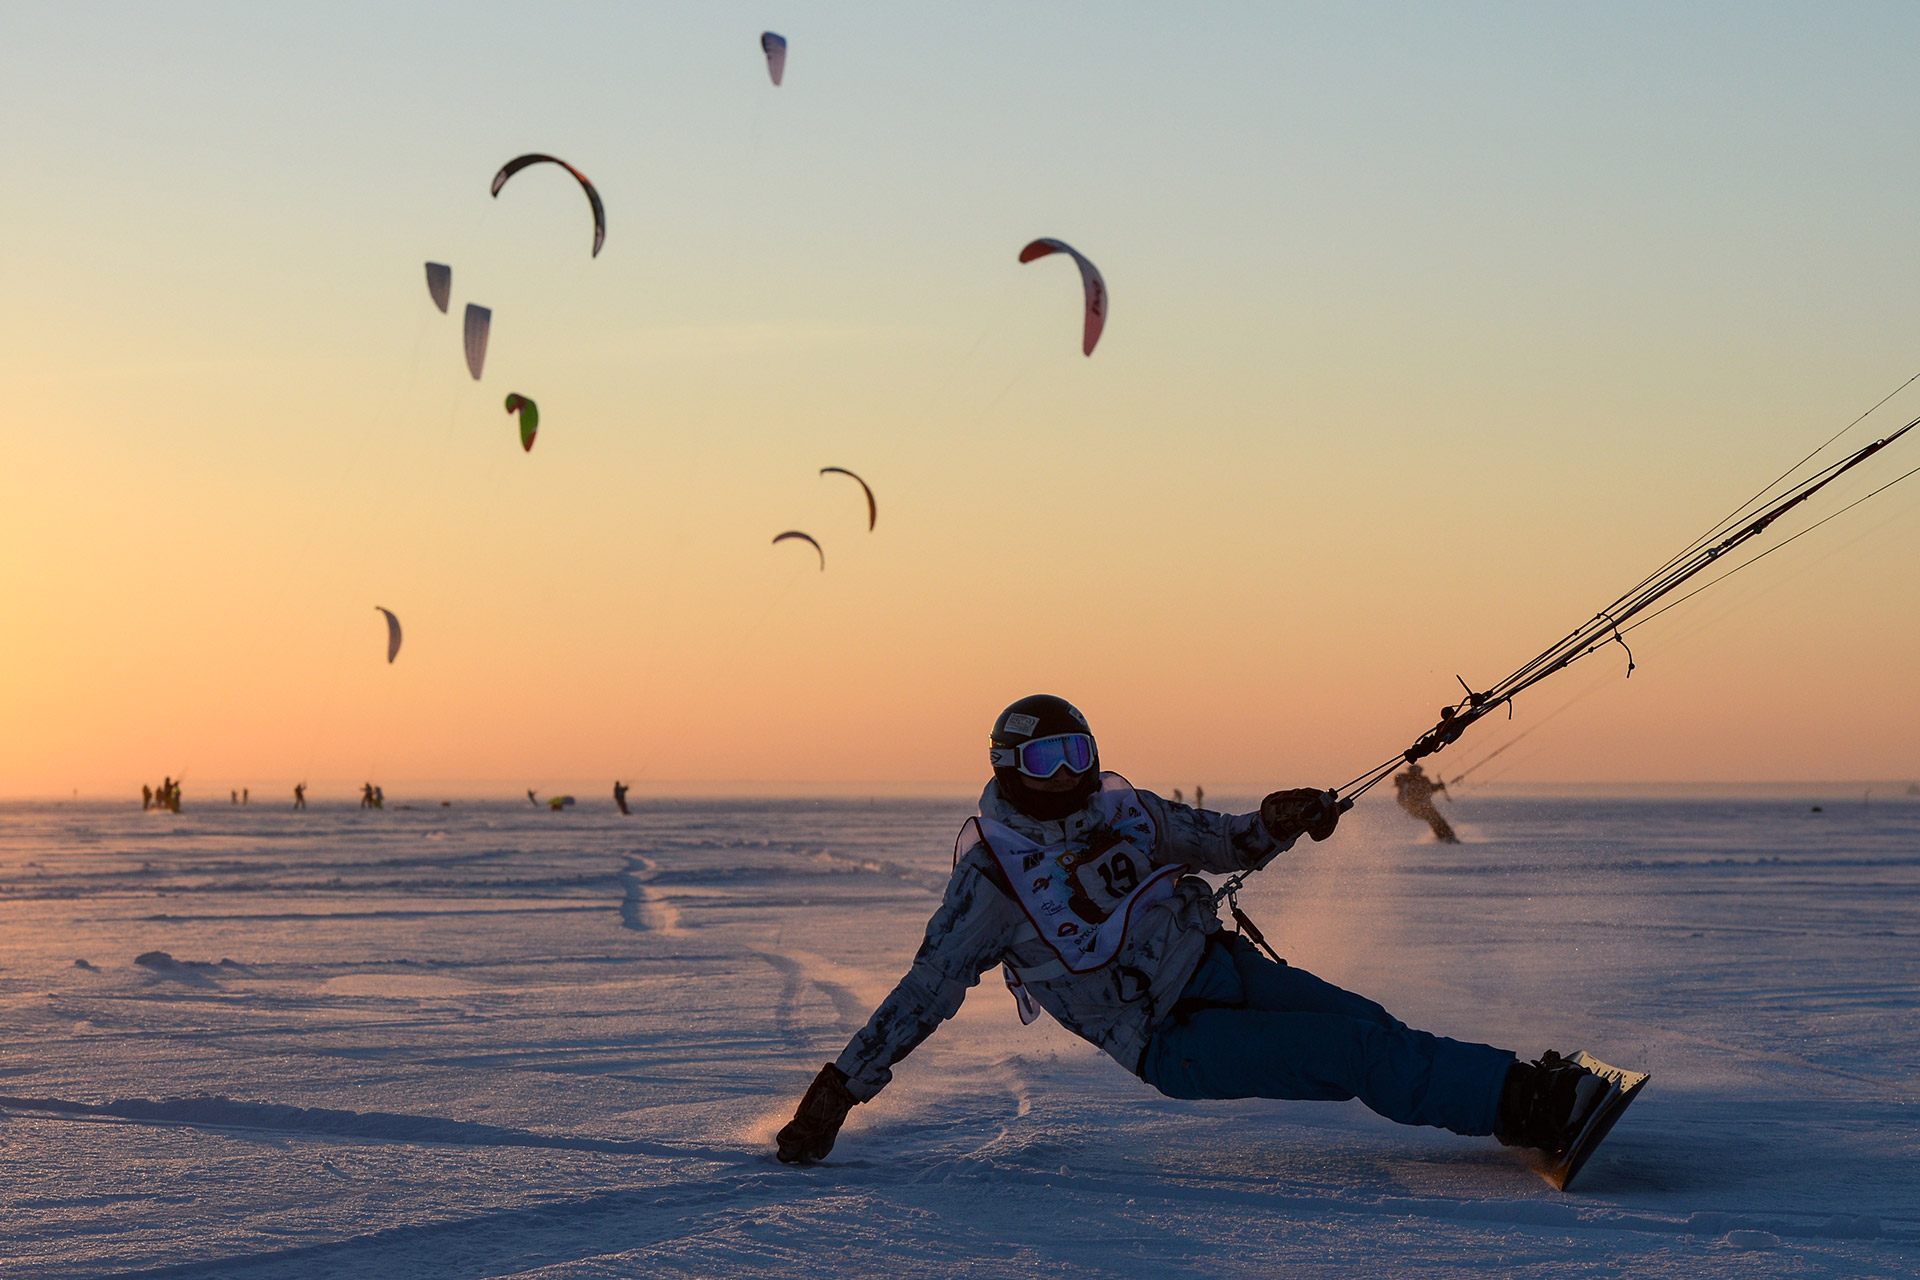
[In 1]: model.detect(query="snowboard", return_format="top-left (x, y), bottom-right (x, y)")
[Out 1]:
top-left (1547, 1051), bottom-right (1649, 1191)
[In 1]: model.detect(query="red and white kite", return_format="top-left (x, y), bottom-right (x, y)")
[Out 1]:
top-left (1018, 238), bottom-right (1107, 356)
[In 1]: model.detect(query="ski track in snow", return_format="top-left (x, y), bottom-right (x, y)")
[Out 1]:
top-left (1, 795), bottom-right (1917, 1278)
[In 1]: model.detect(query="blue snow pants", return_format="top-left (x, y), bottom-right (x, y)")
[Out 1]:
top-left (1138, 933), bottom-right (1513, 1136)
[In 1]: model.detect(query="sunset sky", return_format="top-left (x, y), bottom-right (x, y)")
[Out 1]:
top-left (5, 3), bottom-right (1920, 797)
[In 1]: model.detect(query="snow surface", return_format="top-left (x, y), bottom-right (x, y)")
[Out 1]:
top-left (1, 794), bottom-right (1916, 1278)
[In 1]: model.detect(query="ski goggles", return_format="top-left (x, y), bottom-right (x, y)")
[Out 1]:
top-left (989, 733), bottom-right (1096, 779)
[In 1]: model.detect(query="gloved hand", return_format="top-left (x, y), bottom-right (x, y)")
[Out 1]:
top-left (1260, 788), bottom-right (1343, 843)
top-left (775, 1063), bottom-right (859, 1164)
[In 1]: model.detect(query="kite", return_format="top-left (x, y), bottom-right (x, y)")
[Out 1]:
top-left (490, 154), bottom-right (606, 257)
top-left (505, 393), bottom-right (539, 452)
top-left (375, 607), bottom-right (402, 664)
top-left (425, 262), bottom-right (451, 313)
top-left (761, 32), bottom-right (787, 85)
top-left (772, 530), bottom-right (824, 570)
top-left (1018, 238), bottom-right (1107, 356)
top-left (820, 467), bottom-right (876, 531)
top-left (464, 304), bottom-right (491, 380)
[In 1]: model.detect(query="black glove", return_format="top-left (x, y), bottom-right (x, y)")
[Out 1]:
top-left (1260, 788), bottom-right (1342, 843)
top-left (776, 1063), bottom-right (859, 1164)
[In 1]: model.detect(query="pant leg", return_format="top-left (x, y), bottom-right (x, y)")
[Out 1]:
top-left (1225, 936), bottom-right (1403, 1028)
top-left (1410, 802), bottom-right (1457, 842)
top-left (1140, 937), bottom-right (1512, 1136)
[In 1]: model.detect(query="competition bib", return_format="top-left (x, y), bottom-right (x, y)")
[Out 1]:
top-left (957, 780), bottom-right (1179, 1000)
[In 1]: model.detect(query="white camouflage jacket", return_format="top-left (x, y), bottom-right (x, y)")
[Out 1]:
top-left (833, 777), bottom-right (1293, 1099)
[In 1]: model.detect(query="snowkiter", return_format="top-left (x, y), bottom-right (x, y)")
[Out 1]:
top-left (776, 695), bottom-right (1637, 1184)
top-left (613, 780), bottom-right (630, 815)
top-left (1394, 762), bottom-right (1457, 843)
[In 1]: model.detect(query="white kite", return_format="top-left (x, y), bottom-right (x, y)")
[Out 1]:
top-left (464, 304), bottom-right (491, 380)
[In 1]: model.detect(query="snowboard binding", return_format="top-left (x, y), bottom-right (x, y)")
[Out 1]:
top-left (1498, 1050), bottom-right (1649, 1191)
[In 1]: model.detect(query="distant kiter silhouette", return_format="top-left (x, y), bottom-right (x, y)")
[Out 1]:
top-left (1394, 763), bottom-right (1457, 843)
top-left (613, 780), bottom-right (630, 815)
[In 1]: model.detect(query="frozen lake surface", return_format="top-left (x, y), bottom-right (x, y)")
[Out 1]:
top-left (1, 792), bottom-right (1916, 1278)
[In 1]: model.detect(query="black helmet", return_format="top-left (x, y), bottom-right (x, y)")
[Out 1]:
top-left (989, 694), bottom-right (1100, 821)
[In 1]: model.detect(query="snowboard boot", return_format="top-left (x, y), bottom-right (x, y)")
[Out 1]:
top-left (1495, 1050), bottom-right (1615, 1155)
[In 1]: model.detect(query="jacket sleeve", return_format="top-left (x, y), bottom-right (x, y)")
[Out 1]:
top-left (1138, 788), bottom-right (1296, 875)
top-left (832, 846), bottom-right (1022, 1100)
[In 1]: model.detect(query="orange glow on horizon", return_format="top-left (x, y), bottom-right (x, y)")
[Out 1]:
top-left (4, 7), bottom-right (1919, 798)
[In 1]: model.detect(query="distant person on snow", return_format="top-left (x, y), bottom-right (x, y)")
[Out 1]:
top-left (527, 789), bottom-right (540, 808)
top-left (293, 783), bottom-right (306, 810)
top-left (372, 786), bottom-right (384, 810)
top-left (613, 780), bottom-right (630, 816)
top-left (776, 695), bottom-right (1636, 1180)
top-left (1394, 762), bottom-right (1458, 844)
top-left (142, 785), bottom-right (152, 811)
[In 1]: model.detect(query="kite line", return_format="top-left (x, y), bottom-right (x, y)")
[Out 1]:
top-left (1337, 408), bottom-right (1920, 804)
top-left (1216, 379), bottom-right (1920, 910)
